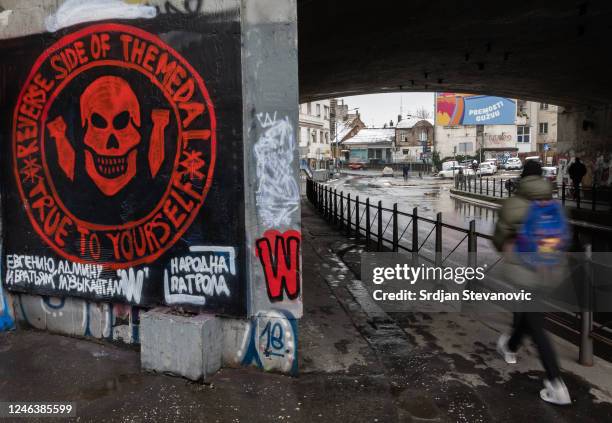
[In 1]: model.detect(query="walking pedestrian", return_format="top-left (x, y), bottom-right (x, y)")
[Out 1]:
top-left (402, 164), bottom-right (409, 181)
top-left (493, 160), bottom-right (572, 405)
top-left (568, 157), bottom-right (586, 200)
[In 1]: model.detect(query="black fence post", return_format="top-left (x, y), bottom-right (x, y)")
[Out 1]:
top-left (392, 203), bottom-right (399, 252)
top-left (577, 185), bottom-right (581, 209)
top-left (486, 177), bottom-right (489, 196)
top-left (435, 212), bottom-right (442, 266)
top-left (493, 178), bottom-right (496, 197)
top-left (355, 195), bottom-right (360, 238)
top-left (468, 220), bottom-right (477, 268)
top-left (480, 177), bottom-right (482, 195)
top-left (500, 179), bottom-right (503, 198)
top-left (592, 185), bottom-right (597, 212)
top-left (365, 198), bottom-right (371, 248)
top-left (328, 187), bottom-right (333, 221)
top-left (339, 191), bottom-right (344, 229)
top-left (412, 207), bottom-right (419, 254)
top-left (561, 181), bottom-right (566, 205)
top-left (377, 200), bottom-right (383, 251)
top-left (579, 244), bottom-right (594, 366)
top-left (346, 193), bottom-right (352, 235)
top-left (333, 189), bottom-right (338, 225)
top-left (323, 186), bottom-right (327, 218)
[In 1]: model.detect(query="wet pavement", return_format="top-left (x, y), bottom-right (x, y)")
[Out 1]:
top-left (1, 196), bottom-right (612, 422)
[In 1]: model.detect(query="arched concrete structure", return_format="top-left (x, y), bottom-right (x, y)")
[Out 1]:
top-left (298, 0), bottom-right (612, 106)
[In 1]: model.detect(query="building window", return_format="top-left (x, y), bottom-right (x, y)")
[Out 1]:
top-left (325, 132), bottom-right (329, 144)
top-left (316, 104), bottom-right (321, 117)
top-left (539, 122), bottom-right (548, 134)
top-left (517, 125), bottom-right (530, 143)
top-left (324, 106), bottom-right (329, 120)
top-left (311, 130), bottom-right (317, 144)
top-left (320, 130), bottom-right (324, 144)
top-left (402, 149), bottom-right (410, 155)
top-left (540, 103), bottom-right (549, 110)
top-left (368, 149), bottom-right (383, 159)
top-left (419, 130), bottom-right (427, 142)
top-left (307, 102), bottom-right (312, 115)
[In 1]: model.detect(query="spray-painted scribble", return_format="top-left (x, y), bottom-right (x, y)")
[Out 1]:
top-left (46, 0), bottom-right (156, 32)
top-left (16, 294), bottom-right (140, 343)
top-left (254, 112), bottom-right (300, 227)
top-left (241, 309), bottom-right (297, 374)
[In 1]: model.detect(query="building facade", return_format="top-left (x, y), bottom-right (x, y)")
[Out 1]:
top-left (298, 100), bottom-right (332, 169)
top-left (394, 116), bottom-right (434, 162)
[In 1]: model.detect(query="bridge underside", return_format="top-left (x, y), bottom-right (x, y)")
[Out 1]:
top-left (298, 0), bottom-right (612, 107)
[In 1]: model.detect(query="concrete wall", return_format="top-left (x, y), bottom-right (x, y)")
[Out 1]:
top-left (558, 104), bottom-right (612, 187)
top-left (0, 0), bottom-right (301, 376)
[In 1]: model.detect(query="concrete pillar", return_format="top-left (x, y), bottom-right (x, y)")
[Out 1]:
top-left (0, 0), bottom-right (301, 376)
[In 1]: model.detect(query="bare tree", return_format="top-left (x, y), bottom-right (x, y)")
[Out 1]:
top-left (414, 106), bottom-right (432, 119)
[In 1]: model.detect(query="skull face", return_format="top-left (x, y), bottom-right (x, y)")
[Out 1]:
top-left (81, 76), bottom-right (141, 196)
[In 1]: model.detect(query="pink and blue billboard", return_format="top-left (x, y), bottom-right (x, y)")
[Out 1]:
top-left (436, 93), bottom-right (516, 126)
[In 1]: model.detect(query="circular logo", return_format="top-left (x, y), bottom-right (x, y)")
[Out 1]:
top-left (12, 24), bottom-right (216, 268)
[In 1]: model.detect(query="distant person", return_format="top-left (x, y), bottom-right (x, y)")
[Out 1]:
top-left (471, 160), bottom-right (479, 175)
top-left (493, 160), bottom-right (572, 405)
top-left (568, 157), bottom-right (586, 199)
top-left (402, 164), bottom-right (409, 181)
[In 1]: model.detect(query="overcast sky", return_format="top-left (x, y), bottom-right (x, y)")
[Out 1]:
top-left (338, 92), bottom-right (435, 127)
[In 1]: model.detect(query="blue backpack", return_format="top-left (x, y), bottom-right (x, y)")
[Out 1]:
top-left (515, 200), bottom-right (569, 267)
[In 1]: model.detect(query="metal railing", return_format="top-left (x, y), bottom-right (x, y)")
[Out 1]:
top-left (453, 175), bottom-right (514, 199)
top-left (306, 178), bottom-right (612, 365)
top-left (306, 178), bottom-right (495, 270)
top-left (453, 175), bottom-right (612, 212)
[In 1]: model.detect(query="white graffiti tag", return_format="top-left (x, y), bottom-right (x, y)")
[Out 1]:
top-left (254, 112), bottom-right (300, 227)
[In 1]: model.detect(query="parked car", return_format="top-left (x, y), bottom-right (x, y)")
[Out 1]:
top-left (382, 166), bottom-right (394, 177)
top-left (477, 162), bottom-right (495, 176)
top-left (504, 157), bottom-right (522, 170)
top-left (483, 159), bottom-right (498, 173)
top-left (348, 162), bottom-right (367, 170)
top-left (438, 166), bottom-right (474, 179)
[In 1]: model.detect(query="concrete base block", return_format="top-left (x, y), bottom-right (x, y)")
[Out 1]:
top-left (140, 308), bottom-right (221, 382)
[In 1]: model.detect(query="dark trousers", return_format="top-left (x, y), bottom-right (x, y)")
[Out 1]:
top-left (508, 312), bottom-right (560, 380)
top-left (573, 182), bottom-right (581, 200)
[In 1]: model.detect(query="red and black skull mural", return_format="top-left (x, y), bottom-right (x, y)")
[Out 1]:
top-left (4, 22), bottom-right (246, 315)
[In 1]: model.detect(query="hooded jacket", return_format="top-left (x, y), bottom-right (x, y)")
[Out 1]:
top-left (493, 175), bottom-right (553, 251)
top-left (492, 175), bottom-right (567, 296)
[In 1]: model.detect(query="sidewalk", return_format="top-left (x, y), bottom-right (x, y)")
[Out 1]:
top-left (1, 200), bottom-right (612, 422)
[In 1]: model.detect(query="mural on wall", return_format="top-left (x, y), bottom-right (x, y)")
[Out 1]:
top-left (436, 93), bottom-right (516, 126)
top-left (3, 22), bottom-right (247, 315)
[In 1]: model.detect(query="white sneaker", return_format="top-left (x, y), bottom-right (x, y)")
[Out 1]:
top-left (497, 333), bottom-right (517, 364)
top-left (540, 378), bottom-right (572, 405)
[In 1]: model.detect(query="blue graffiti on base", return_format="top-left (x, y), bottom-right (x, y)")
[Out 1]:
top-left (0, 288), bottom-right (15, 331)
top-left (16, 295), bottom-right (139, 342)
top-left (241, 309), bottom-right (298, 375)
